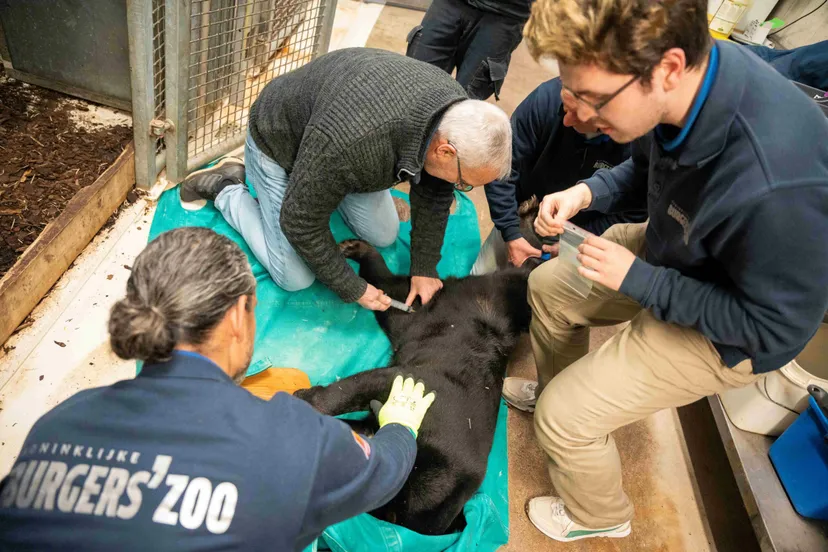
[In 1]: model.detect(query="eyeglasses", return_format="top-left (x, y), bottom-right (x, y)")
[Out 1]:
top-left (449, 141), bottom-right (473, 193)
top-left (561, 74), bottom-right (640, 115)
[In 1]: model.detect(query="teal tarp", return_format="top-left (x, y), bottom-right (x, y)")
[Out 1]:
top-left (148, 186), bottom-right (509, 551)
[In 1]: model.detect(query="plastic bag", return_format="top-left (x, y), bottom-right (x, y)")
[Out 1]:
top-left (554, 222), bottom-right (594, 298)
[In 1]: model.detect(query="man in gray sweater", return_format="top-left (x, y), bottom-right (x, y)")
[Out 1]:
top-left (182, 48), bottom-right (512, 310)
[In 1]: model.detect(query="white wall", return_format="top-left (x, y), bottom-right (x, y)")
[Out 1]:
top-left (768, 0), bottom-right (828, 47)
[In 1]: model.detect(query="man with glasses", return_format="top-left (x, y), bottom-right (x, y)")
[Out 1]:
top-left (471, 77), bottom-right (647, 274)
top-left (502, 0), bottom-right (828, 543)
top-left (180, 48), bottom-right (511, 311)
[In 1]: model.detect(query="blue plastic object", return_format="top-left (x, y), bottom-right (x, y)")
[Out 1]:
top-left (769, 396), bottom-right (828, 521)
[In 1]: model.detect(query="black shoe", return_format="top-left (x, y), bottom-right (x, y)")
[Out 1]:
top-left (180, 157), bottom-right (245, 202)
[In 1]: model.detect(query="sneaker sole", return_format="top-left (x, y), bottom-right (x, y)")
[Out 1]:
top-left (526, 505), bottom-right (631, 542)
top-left (180, 156), bottom-right (245, 203)
top-left (503, 396), bottom-right (535, 413)
top-left (184, 156), bottom-right (245, 180)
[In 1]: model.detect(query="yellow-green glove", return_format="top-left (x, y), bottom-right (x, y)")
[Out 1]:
top-left (378, 375), bottom-right (436, 438)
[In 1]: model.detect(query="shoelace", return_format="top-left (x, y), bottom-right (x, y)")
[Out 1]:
top-left (550, 501), bottom-right (568, 518)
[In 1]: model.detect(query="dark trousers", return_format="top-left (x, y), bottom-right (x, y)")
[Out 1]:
top-left (406, 0), bottom-right (526, 100)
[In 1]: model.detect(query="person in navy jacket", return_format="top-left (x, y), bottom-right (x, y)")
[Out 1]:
top-left (0, 227), bottom-right (435, 552)
top-left (473, 77), bottom-right (647, 273)
top-left (502, 0), bottom-right (828, 543)
top-left (744, 39), bottom-right (828, 92)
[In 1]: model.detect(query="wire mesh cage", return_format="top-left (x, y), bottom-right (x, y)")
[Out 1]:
top-left (186, 0), bottom-right (328, 169)
top-left (152, 0), bottom-right (166, 156)
top-left (128, 0), bottom-right (335, 187)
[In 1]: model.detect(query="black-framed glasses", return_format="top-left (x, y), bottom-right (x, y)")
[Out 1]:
top-left (448, 141), bottom-right (473, 193)
top-left (561, 74), bottom-right (640, 115)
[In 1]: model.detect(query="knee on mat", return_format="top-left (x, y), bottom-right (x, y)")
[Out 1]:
top-left (272, 268), bottom-right (315, 293)
top-left (365, 225), bottom-right (399, 249)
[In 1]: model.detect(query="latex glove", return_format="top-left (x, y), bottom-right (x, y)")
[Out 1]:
top-left (534, 183), bottom-right (593, 238)
top-left (506, 237), bottom-right (542, 267)
top-left (406, 276), bottom-right (443, 306)
top-left (358, 283), bottom-right (392, 311)
top-left (378, 375), bottom-right (436, 438)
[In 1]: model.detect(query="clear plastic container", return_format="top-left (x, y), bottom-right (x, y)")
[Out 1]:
top-left (721, 321), bottom-right (828, 436)
top-left (554, 222), bottom-right (594, 298)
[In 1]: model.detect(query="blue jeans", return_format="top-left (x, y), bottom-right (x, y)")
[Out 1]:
top-left (216, 133), bottom-right (399, 291)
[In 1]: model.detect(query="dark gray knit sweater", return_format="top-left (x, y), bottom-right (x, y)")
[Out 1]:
top-left (248, 48), bottom-right (467, 302)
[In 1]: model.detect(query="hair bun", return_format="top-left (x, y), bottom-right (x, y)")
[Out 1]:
top-left (109, 299), bottom-right (176, 363)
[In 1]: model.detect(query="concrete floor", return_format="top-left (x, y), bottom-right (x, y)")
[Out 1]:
top-left (0, 3), bottom-right (715, 550)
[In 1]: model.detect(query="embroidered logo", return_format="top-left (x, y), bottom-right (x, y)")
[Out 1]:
top-left (667, 201), bottom-right (691, 245)
top-left (593, 160), bottom-right (614, 171)
top-left (351, 431), bottom-right (372, 459)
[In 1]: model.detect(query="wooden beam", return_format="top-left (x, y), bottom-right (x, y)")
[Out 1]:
top-left (0, 143), bottom-right (136, 347)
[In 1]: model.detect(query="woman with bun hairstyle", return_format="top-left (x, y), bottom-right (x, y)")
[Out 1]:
top-left (0, 227), bottom-right (435, 552)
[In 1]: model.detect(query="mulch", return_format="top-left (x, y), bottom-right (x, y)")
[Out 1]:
top-left (0, 67), bottom-right (133, 278)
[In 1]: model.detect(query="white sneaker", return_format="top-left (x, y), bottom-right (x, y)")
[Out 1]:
top-left (502, 377), bottom-right (537, 412)
top-left (527, 496), bottom-right (631, 542)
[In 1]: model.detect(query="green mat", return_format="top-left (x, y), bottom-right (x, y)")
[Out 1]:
top-left (148, 185), bottom-right (509, 551)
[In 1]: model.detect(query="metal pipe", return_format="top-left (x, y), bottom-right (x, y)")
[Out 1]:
top-left (197, 3), bottom-right (210, 138)
top-left (164, 0), bottom-right (192, 184)
top-left (127, 0), bottom-right (158, 189)
top-left (314, 0), bottom-right (338, 57)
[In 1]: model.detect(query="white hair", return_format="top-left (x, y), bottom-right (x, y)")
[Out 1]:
top-left (437, 100), bottom-right (512, 179)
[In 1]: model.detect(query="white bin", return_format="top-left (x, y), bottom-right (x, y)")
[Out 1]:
top-left (720, 321), bottom-right (828, 436)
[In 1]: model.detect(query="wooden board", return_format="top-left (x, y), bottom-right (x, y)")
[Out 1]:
top-left (241, 367), bottom-right (312, 400)
top-left (0, 143), bottom-right (135, 347)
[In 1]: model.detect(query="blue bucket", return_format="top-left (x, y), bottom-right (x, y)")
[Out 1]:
top-left (769, 396), bottom-right (828, 520)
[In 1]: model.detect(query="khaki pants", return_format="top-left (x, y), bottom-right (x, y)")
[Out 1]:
top-left (528, 222), bottom-right (759, 528)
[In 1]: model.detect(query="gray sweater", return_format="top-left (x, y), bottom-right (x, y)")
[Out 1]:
top-left (249, 48), bottom-right (467, 302)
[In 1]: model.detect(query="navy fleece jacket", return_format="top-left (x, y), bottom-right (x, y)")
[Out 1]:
top-left (485, 78), bottom-right (642, 241)
top-left (0, 352), bottom-right (415, 551)
top-left (583, 42), bottom-right (828, 374)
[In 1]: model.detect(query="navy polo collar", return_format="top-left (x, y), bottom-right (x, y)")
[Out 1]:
top-left (657, 41), bottom-right (743, 167)
top-left (139, 350), bottom-right (233, 383)
top-left (557, 104), bottom-right (613, 145)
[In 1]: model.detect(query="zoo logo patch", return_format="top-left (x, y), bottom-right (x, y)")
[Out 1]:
top-left (351, 432), bottom-right (371, 459)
